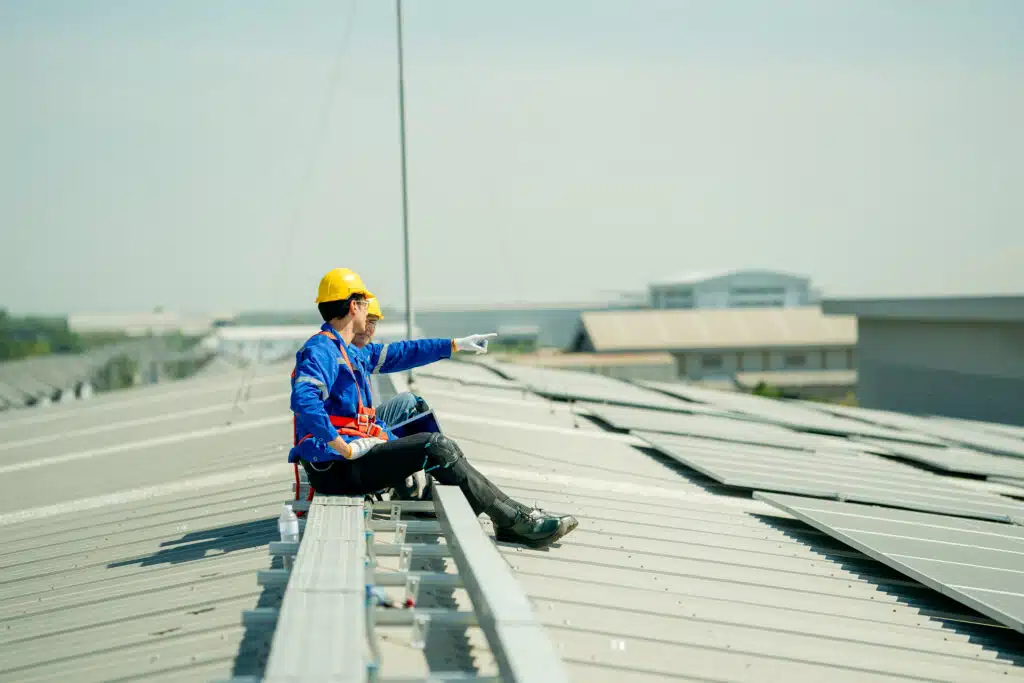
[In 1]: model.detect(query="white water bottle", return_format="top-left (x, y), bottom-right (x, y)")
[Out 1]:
top-left (278, 504), bottom-right (300, 569)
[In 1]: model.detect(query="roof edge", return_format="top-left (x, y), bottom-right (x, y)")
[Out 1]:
top-left (823, 295), bottom-right (1024, 322)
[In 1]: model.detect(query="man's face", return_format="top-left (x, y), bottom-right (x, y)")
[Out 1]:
top-left (352, 315), bottom-right (378, 348)
top-left (349, 298), bottom-right (370, 336)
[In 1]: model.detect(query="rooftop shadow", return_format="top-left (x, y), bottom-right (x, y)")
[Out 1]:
top-left (107, 518), bottom-right (278, 568)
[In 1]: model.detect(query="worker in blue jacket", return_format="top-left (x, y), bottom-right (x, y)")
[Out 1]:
top-left (290, 267), bottom-right (577, 548)
top-left (351, 293), bottom-right (443, 500)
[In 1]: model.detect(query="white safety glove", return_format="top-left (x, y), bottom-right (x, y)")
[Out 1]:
top-left (346, 437), bottom-right (384, 460)
top-left (404, 470), bottom-right (427, 499)
top-left (453, 333), bottom-right (498, 354)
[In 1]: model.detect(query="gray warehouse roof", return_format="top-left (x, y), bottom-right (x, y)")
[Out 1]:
top-left (576, 307), bottom-right (856, 353)
top-left (1, 357), bottom-right (1023, 681)
top-left (824, 295), bottom-right (1024, 322)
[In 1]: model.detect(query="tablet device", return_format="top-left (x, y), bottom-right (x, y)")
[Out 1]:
top-left (389, 409), bottom-right (443, 438)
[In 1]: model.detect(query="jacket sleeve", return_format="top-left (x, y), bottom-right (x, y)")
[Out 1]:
top-left (291, 341), bottom-right (339, 443)
top-left (364, 338), bottom-right (453, 374)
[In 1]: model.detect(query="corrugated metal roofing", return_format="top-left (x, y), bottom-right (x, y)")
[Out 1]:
top-left (579, 307), bottom-right (856, 353)
top-left (2, 357), bottom-right (1023, 681)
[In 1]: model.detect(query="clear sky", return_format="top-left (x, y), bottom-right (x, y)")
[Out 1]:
top-left (2, 0), bottom-right (1022, 314)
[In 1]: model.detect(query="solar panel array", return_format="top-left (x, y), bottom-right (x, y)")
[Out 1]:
top-left (587, 404), bottom-right (873, 453)
top-left (639, 431), bottom-right (1024, 523)
top-left (639, 380), bottom-right (945, 445)
top-left (756, 493), bottom-right (1024, 634)
top-left (855, 438), bottom-right (1024, 479)
top-left (807, 402), bottom-right (1024, 459)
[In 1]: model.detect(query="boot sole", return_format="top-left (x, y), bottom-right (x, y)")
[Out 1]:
top-left (496, 516), bottom-right (579, 549)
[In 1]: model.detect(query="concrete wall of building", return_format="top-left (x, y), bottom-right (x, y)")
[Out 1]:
top-left (856, 319), bottom-right (1024, 425)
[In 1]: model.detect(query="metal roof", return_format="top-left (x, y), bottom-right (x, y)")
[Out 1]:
top-left (578, 307), bottom-right (856, 353)
top-left (823, 295), bottom-right (1024, 322)
top-left (648, 268), bottom-right (811, 288)
top-left (1, 358), bottom-right (1023, 681)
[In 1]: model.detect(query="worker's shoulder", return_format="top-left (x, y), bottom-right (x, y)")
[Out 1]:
top-left (299, 332), bottom-right (340, 356)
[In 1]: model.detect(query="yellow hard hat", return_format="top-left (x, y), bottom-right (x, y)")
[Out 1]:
top-left (316, 268), bottom-right (370, 304)
top-left (366, 294), bottom-right (383, 319)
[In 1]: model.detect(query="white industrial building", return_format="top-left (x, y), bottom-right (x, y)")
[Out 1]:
top-left (649, 269), bottom-right (817, 310)
top-left (824, 296), bottom-right (1024, 425)
top-left (210, 322), bottom-right (422, 365)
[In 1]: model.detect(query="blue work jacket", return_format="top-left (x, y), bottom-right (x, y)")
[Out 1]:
top-left (289, 323), bottom-right (452, 464)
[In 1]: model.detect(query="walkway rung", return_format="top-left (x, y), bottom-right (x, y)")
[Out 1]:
top-left (370, 500), bottom-right (436, 514)
top-left (373, 542), bottom-right (451, 558)
top-left (369, 519), bottom-right (443, 534)
top-left (242, 607), bottom-right (279, 627)
top-left (268, 541), bottom-right (298, 557)
top-left (256, 568), bottom-right (289, 587)
top-left (380, 675), bottom-right (502, 682)
top-left (374, 608), bottom-right (478, 627)
top-left (374, 570), bottom-right (462, 587)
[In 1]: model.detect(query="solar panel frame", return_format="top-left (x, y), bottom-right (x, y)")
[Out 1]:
top-left (854, 437), bottom-right (1024, 479)
top-left (755, 492), bottom-right (1024, 634)
top-left (589, 404), bottom-right (877, 453)
top-left (638, 380), bottom-right (945, 446)
top-left (640, 430), bottom-right (1024, 523)
top-left (807, 402), bottom-right (1024, 459)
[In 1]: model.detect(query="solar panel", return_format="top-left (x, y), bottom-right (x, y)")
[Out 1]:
top-left (932, 416), bottom-right (1024, 442)
top-left (495, 364), bottom-right (697, 411)
top-left (808, 402), bottom-right (1024, 459)
top-left (589, 404), bottom-right (877, 453)
top-left (989, 477), bottom-right (1024, 491)
top-left (639, 381), bottom-right (943, 445)
top-left (640, 430), bottom-right (1024, 523)
top-left (755, 492), bottom-right (1024, 634)
top-left (855, 437), bottom-right (1024, 479)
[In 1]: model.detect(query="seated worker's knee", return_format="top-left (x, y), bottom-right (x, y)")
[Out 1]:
top-left (425, 433), bottom-right (464, 468)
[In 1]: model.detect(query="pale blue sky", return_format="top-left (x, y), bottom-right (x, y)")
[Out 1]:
top-left (2, 0), bottom-right (1022, 314)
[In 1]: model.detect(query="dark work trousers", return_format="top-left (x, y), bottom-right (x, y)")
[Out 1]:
top-left (301, 432), bottom-right (524, 525)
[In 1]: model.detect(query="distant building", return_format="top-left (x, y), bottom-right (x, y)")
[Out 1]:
top-left (824, 296), bottom-right (1024, 426)
top-left (69, 312), bottom-right (234, 337)
top-left (414, 302), bottom-right (635, 350)
top-left (212, 322), bottom-right (421, 365)
top-left (648, 269), bottom-right (816, 310)
top-left (569, 307), bottom-right (857, 388)
top-left (505, 351), bottom-right (678, 383)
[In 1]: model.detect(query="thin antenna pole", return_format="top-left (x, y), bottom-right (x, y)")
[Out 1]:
top-left (396, 0), bottom-right (413, 348)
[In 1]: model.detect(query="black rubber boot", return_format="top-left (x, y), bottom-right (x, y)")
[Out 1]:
top-left (494, 509), bottom-right (579, 549)
top-left (425, 434), bottom-right (578, 548)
